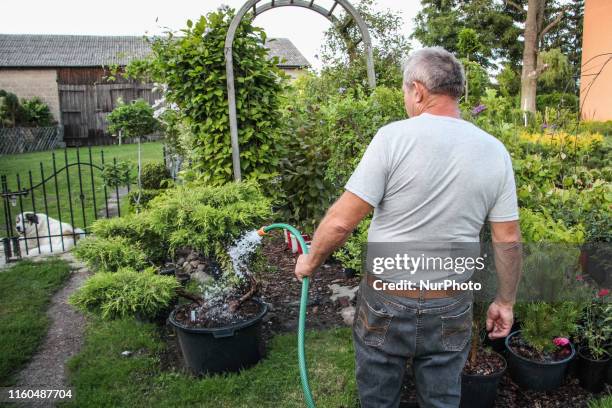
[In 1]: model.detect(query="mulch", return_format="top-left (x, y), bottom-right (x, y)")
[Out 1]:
top-left (160, 237), bottom-right (609, 407)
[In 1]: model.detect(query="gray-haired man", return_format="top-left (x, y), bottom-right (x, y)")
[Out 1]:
top-left (294, 47), bottom-right (522, 407)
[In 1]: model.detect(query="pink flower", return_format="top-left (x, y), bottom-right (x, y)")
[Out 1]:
top-left (553, 337), bottom-right (570, 347)
top-left (598, 289), bottom-right (610, 297)
top-left (576, 275), bottom-right (584, 281)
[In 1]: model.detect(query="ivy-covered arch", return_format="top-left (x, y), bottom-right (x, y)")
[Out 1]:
top-left (225, 0), bottom-right (376, 181)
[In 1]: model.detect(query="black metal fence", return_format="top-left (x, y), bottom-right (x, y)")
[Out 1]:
top-left (1, 147), bottom-right (134, 263)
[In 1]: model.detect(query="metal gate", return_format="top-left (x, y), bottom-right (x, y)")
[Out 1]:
top-left (1, 147), bottom-right (133, 263)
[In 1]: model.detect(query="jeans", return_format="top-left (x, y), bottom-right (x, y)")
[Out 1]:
top-left (353, 279), bottom-right (473, 408)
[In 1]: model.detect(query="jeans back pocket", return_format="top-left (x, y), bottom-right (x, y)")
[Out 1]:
top-left (441, 303), bottom-right (472, 352)
top-left (354, 296), bottom-right (393, 347)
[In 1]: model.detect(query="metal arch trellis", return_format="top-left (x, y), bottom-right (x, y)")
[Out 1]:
top-left (225, 0), bottom-right (377, 181)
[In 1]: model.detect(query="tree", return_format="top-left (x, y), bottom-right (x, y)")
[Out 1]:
top-left (107, 98), bottom-right (158, 144)
top-left (504, 0), bottom-right (571, 114)
top-left (320, 0), bottom-right (411, 90)
top-left (107, 98), bottom-right (159, 205)
top-left (457, 28), bottom-right (482, 103)
top-left (414, 0), bottom-right (583, 109)
top-left (413, 0), bottom-right (523, 68)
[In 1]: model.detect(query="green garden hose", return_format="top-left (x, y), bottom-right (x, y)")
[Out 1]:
top-left (258, 223), bottom-right (316, 408)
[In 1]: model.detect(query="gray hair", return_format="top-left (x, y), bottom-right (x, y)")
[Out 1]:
top-left (402, 47), bottom-right (465, 99)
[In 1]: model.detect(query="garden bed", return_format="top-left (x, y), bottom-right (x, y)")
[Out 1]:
top-left (159, 237), bottom-right (610, 407)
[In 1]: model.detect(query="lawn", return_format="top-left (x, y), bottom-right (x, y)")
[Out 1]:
top-left (63, 320), bottom-right (357, 408)
top-left (0, 142), bottom-right (164, 238)
top-left (0, 258), bottom-right (72, 385)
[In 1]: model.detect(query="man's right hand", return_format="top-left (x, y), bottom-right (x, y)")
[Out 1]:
top-left (486, 301), bottom-right (514, 340)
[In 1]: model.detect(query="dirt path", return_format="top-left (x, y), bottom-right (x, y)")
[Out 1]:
top-left (15, 253), bottom-right (89, 407)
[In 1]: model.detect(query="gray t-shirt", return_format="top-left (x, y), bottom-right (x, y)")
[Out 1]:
top-left (345, 113), bottom-right (519, 244)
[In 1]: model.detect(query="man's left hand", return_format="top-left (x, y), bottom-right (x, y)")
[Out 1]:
top-left (295, 254), bottom-right (316, 282)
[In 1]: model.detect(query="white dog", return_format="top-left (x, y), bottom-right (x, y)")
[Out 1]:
top-left (14, 212), bottom-right (85, 256)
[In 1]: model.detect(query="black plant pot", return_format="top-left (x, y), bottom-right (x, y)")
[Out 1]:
top-left (505, 330), bottom-right (575, 391)
top-left (460, 351), bottom-right (507, 408)
top-left (576, 347), bottom-right (610, 393)
top-left (482, 321), bottom-right (522, 355)
top-left (169, 300), bottom-right (268, 376)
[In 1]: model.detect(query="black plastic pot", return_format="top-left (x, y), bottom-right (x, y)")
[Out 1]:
top-left (169, 300), bottom-right (268, 376)
top-left (505, 330), bottom-right (575, 391)
top-left (576, 347), bottom-right (610, 393)
top-left (460, 351), bottom-right (507, 408)
top-left (482, 321), bottom-right (522, 355)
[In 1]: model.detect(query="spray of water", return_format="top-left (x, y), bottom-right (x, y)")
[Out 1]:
top-left (198, 230), bottom-right (263, 322)
top-left (227, 229), bottom-right (263, 278)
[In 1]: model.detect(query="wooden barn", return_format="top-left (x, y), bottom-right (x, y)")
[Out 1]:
top-left (0, 34), bottom-right (310, 146)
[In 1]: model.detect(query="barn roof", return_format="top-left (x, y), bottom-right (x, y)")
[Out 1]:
top-left (0, 34), bottom-right (310, 69)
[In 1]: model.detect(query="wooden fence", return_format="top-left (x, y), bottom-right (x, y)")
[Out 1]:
top-left (0, 126), bottom-right (61, 155)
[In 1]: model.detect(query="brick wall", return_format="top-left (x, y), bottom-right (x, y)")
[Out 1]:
top-left (0, 69), bottom-right (61, 123)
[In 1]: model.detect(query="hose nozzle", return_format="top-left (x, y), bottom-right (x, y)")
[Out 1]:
top-left (257, 227), bottom-right (267, 237)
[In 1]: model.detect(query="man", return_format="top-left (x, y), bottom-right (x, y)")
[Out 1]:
top-left (294, 47), bottom-right (522, 408)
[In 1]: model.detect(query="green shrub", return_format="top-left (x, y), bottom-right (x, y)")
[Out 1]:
top-left (140, 162), bottom-right (171, 190)
top-left (127, 8), bottom-right (286, 187)
top-left (73, 236), bottom-right (148, 273)
top-left (518, 302), bottom-right (580, 354)
top-left (89, 215), bottom-right (166, 263)
top-left (69, 268), bottom-right (179, 320)
top-left (0, 89), bottom-right (20, 127)
top-left (324, 87), bottom-right (406, 188)
top-left (17, 97), bottom-right (54, 127)
top-left (536, 93), bottom-right (579, 112)
top-left (126, 189), bottom-right (165, 213)
top-left (519, 208), bottom-right (584, 243)
top-left (578, 300), bottom-right (612, 360)
top-left (101, 160), bottom-right (136, 187)
top-left (579, 120), bottom-right (612, 137)
top-left (146, 181), bottom-right (272, 263)
top-left (334, 218), bottom-right (370, 272)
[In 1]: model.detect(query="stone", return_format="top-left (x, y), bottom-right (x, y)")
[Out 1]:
top-left (192, 271), bottom-right (212, 285)
top-left (189, 260), bottom-right (199, 269)
top-left (176, 257), bottom-right (186, 266)
top-left (186, 252), bottom-right (198, 262)
top-left (340, 306), bottom-right (356, 326)
top-left (328, 284), bottom-right (359, 303)
top-left (196, 264), bottom-right (207, 273)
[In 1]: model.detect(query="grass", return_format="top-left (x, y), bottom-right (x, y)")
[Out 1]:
top-left (63, 319), bottom-right (357, 408)
top-left (588, 395), bottom-right (612, 408)
top-left (0, 142), bottom-right (164, 237)
top-left (0, 258), bottom-right (72, 385)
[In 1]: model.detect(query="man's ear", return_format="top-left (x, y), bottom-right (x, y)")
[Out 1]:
top-left (25, 213), bottom-right (39, 224)
top-left (413, 82), bottom-right (425, 103)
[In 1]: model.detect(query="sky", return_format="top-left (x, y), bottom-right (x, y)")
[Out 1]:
top-left (0, 0), bottom-right (421, 70)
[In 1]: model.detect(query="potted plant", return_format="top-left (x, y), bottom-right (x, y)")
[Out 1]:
top-left (143, 182), bottom-right (272, 376)
top-left (505, 302), bottom-right (579, 391)
top-left (460, 302), bottom-right (507, 408)
top-left (576, 292), bottom-right (611, 392)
